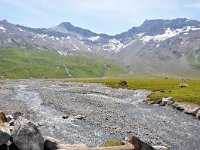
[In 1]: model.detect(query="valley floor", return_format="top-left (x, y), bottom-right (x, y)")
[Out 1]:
top-left (0, 79), bottom-right (200, 150)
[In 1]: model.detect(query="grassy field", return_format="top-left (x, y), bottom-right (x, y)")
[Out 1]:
top-left (0, 48), bottom-right (126, 78)
top-left (65, 77), bottom-right (200, 105)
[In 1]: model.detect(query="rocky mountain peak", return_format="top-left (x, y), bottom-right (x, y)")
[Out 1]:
top-left (57, 22), bottom-right (97, 37)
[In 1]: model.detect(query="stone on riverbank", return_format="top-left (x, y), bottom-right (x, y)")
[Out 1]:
top-left (184, 107), bottom-right (200, 115)
top-left (12, 116), bottom-right (44, 150)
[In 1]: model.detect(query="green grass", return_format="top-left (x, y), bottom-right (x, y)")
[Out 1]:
top-left (65, 77), bottom-right (200, 105)
top-left (0, 48), bottom-right (126, 78)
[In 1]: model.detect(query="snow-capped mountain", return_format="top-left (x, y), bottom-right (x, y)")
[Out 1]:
top-left (1, 18), bottom-right (200, 77)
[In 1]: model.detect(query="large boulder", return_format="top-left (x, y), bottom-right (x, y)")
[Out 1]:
top-left (128, 135), bottom-right (154, 150)
top-left (0, 111), bottom-right (11, 146)
top-left (12, 117), bottom-right (44, 150)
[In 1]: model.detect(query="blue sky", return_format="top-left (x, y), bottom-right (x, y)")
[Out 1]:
top-left (0, 0), bottom-right (200, 35)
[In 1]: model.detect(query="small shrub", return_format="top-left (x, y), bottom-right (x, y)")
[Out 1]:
top-left (102, 140), bottom-right (125, 147)
top-left (119, 80), bottom-right (128, 87)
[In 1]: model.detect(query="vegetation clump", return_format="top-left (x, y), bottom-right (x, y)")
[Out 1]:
top-left (119, 80), bottom-right (128, 87)
top-left (102, 140), bottom-right (125, 147)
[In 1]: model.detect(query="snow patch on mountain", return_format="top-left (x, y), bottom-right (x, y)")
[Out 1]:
top-left (103, 39), bottom-right (123, 53)
top-left (49, 36), bottom-right (55, 40)
top-left (18, 28), bottom-right (23, 32)
top-left (0, 26), bottom-right (6, 32)
top-left (122, 40), bottom-right (136, 49)
top-left (156, 44), bottom-right (160, 48)
top-left (141, 26), bottom-right (200, 43)
top-left (37, 34), bottom-right (48, 38)
top-left (72, 43), bottom-right (80, 50)
top-left (88, 36), bottom-right (100, 41)
top-left (58, 51), bottom-right (68, 56)
top-left (137, 33), bottom-right (144, 37)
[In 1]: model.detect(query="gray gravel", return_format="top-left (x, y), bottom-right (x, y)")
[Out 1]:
top-left (0, 79), bottom-right (200, 150)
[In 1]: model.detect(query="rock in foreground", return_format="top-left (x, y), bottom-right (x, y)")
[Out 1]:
top-left (12, 116), bottom-right (44, 150)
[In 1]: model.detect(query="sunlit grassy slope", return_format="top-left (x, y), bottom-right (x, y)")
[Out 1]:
top-left (0, 48), bottom-right (126, 78)
top-left (65, 78), bottom-right (200, 105)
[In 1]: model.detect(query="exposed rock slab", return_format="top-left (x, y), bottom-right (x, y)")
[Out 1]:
top-left (12, 117), bottom-right (44, 150)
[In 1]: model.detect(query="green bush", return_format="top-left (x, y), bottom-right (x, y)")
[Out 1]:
top-left (102, 140), bottom-right (125, 147)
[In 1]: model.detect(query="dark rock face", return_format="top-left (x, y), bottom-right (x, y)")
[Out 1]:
top-left (128, 135), bottom-right (154, 150)
top-left (44, 136), bottom-right (60, 150)
top-left (12, 117), bottom-right (44, 150)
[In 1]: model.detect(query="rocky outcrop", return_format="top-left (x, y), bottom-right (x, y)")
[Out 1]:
top-left (12, 116), bottom-right (44, 150)
top-left (128, 135), bottom-right (154, 150)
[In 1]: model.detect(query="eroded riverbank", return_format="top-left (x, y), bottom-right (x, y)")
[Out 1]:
top-left (0, 80), bottom-right (200, 150)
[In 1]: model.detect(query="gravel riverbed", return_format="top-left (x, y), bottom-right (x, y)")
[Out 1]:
top-left (0, 79), bottom-right (200, 150)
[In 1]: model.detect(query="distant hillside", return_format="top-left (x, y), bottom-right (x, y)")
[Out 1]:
top-left (0, 48), bottom-right (126, 78)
